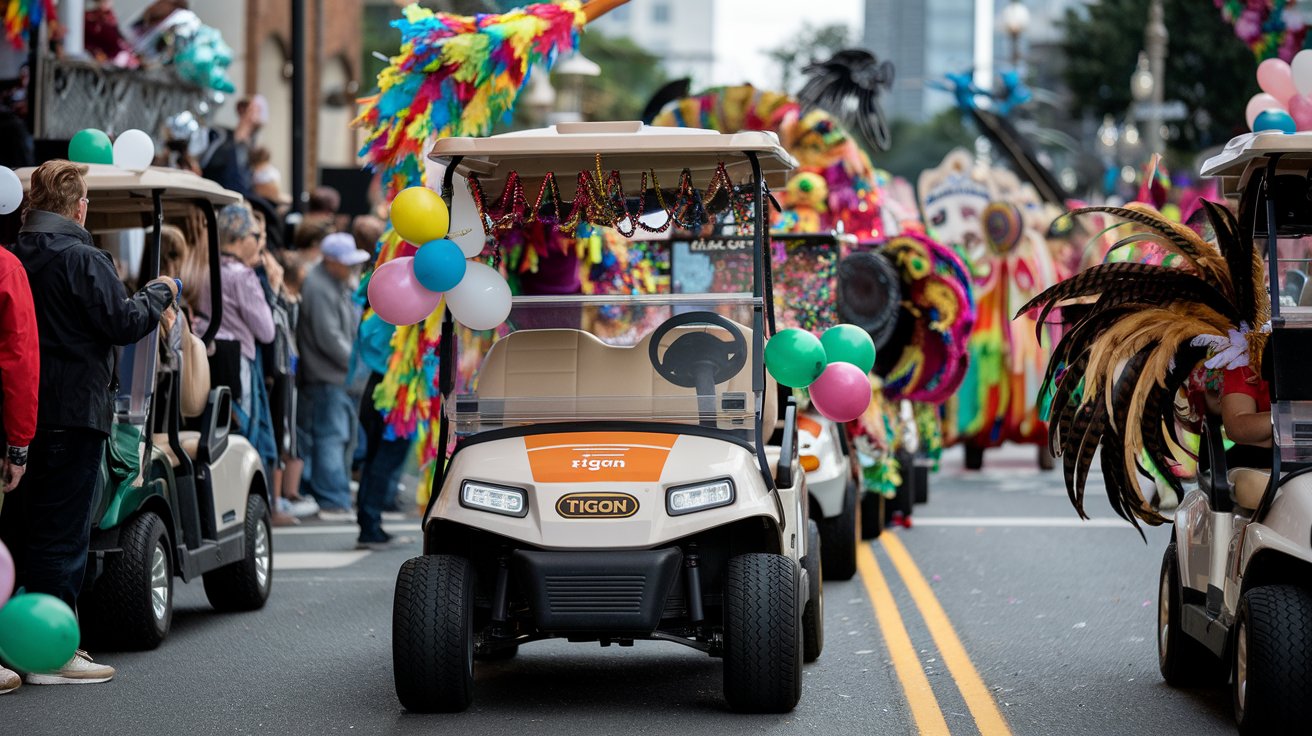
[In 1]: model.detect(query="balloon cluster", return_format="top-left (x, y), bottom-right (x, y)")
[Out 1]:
top-left (368, 186), bottom-right (511, 330)
top-left (173, 24), bottom-right (236, 94)
top-left (1247, 54), bottom-right (1312, 133)
top-left (0, 540), bottom-right (80, 673)
top-left (764, 324), bottom-right (875, 423)
top-left (68, 127), bottom-right (157, 172)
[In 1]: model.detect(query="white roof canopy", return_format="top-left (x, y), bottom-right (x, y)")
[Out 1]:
top-left (1201, 132), bottom-right (1312, 196)
top-left (15, 163), bottom-right (243, 231)
top-left (430, 121), bottom-right (798, 199)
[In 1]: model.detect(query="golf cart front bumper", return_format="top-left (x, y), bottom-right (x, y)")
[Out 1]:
top-left (512, 547), bottom-right (683, 633)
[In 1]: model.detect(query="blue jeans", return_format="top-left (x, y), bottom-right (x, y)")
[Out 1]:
top-left (356, 372), bottom-right (409, 542)
top-left (299, 383), bottom-right (357, 511)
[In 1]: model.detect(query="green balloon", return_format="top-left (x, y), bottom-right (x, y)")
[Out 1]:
top-left (821, 324), bottom-right (876, 374)
top-left (69, 129), bottom-right (113, 165)
top-left (0, 593), bottom-right (80, 673)
top-left (765, 328), bottom-right (828, 388)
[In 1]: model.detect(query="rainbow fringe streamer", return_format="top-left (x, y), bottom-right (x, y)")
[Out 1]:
top-left (353, 2), bottom-right (585, 502)
top-left (4, 0), bottom-right (53, 49)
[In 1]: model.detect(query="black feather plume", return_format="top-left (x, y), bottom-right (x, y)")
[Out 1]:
top-left (796, 49), bottom-right (895, 152)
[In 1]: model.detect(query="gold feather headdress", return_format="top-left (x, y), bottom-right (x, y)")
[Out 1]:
top-left (1017, 202), bottom-right (1269, 531)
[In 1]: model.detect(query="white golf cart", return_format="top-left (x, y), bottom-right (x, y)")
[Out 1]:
top-left (393, 122), bottom-right (819, 713)
top-left (14, 164), bottom-right (274, 649)
top-left (1157, 135), bottom-right (1312, 733)
top-left (668, 229), bottom-right (873, 578)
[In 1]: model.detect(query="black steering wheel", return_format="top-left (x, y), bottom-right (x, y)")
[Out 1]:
top-left (648, 311), bottom-right (749, 393)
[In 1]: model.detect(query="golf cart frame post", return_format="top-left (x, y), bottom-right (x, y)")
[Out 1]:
top-left (429, 147), bottom-right (784, 517)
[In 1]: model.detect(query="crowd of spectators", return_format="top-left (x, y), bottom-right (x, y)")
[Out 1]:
top-left (0, 99), bottom-right (414, 691)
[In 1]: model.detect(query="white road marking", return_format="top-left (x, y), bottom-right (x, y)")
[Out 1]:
top-left (273, 524), bottom-right (417, 536)
top-left (276, 551), bottom-right (371, 570)
top-left (911, 516), bottom-right (1136, 528)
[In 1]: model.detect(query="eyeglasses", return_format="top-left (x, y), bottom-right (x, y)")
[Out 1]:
top-left (79, 196), bottom-right (89, 206)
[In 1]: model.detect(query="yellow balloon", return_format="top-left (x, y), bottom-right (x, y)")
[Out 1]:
top-left (389, 187), bottom-right (450, 244)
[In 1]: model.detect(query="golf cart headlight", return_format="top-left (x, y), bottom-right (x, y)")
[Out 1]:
top-left (460, 481), bottom-right (528, 518)
top-left (667, 479), bottom-right (735, 516)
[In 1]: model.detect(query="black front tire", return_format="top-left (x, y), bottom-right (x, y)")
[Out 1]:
top-left (81, 511), bottom-right (173, 650)
top-left (802, 520), bottom-right (824, 663)
top-left (723, 554), bottom-right (803, 713)
top-left (394, 555), bottom-right (475, 712)
top-left (860, 490), bottom-right (884, 540)
top-left (818, 479), bottom-right (859, 581)
top-left (913, 456), bottom-right (929, 504)
top-left (1157, 542), bottom-right (1226, 687)
top-left (1233, 585), bottom-right (1312, 735)
top-left (203, 493), bottom-right (273, 611)
top-left (964, 445), bottom-right (985, 470)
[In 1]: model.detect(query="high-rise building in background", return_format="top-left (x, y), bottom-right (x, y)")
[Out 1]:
top-left (589, 0), bottom-right (716, 88)
top-left (864, 0), bottom-right (1088, 123)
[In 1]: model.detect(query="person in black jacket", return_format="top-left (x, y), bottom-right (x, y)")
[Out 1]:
top-left (0, 160), bottom-right (177, 685)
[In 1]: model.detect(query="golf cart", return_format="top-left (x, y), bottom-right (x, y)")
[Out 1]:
top-left (394, 122), bottom-right (817, 714)
top-left (1156, 135), bottom-right (1312, 733)
top-left (15, 164), bottom-right (274, 649)
top-left (668, 229), bottom-right (875, 577)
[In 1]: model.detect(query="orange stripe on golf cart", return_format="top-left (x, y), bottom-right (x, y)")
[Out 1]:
top-left (797, 414), bottom-right (823, 436)
top-left (524, 432), bottom-right (678, 483)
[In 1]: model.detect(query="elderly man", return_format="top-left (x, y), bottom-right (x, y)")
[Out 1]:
top-left (1, 160), bottom-right (177, 685)
top-left (297, 233), bottom-right (369, 517)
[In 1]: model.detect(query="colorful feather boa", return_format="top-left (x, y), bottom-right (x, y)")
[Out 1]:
top-left (4, 0), bottom-right (54, 48)
top-left (353, 2), bottom-right (586, 499)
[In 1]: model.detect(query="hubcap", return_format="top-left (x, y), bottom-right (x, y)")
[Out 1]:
top-left (1158, 569), bottom-right (1170, 662)
top-left (151, 541), bottom-right (170, 622)
top-left (1236, 619), bottom-right (1249, 711)
top-left (254, 519), bottom-right (270, 590)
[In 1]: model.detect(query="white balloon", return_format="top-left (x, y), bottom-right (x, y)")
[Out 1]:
top-left (112, 129), bottom-right (155, 172)
top-left (446, 261), bottom-right (511, 331)
top-left (1293, 50), bottom-right (1312, 96)
top-left (448, 173), bottom-right (487, 258)
top-left (0, 166), bottom-right (21, 216)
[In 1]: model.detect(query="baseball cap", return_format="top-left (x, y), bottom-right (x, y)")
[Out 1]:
top-left (322, 232), bottom-right (371, 266)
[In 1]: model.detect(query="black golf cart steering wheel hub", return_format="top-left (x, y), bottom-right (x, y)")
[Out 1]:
top-left (647, 311), bottom-right (749, 391)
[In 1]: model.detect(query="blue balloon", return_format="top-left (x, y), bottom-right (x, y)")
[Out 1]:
top-left (413, 239), bottom-right (467, 293)
top-left (1255, 108), bottom-right (1297, 134)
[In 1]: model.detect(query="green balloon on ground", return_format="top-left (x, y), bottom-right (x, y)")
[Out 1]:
top-left (0, 593), bottom-right (79, 672)
top-left (821, 324), bottom-right (876, 374)
top-left (69, 129), bottom-right (113, 165)
top-left (765, 328), bottom-right (828, 388)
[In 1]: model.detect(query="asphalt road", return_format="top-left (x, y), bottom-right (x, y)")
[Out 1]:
top-left (5, 445), bottom-right (1240, 736)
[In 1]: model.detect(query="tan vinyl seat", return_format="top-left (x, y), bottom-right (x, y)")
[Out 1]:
top-left (1227, 467), bottom-right (1271, 510)
top-left (477, 324), bottom-right (778, 439)
top-left (154, 431), bottom-right (201, 467)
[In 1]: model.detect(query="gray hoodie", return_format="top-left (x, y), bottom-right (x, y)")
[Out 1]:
top-left (295, 262), bottom-right (358, 387)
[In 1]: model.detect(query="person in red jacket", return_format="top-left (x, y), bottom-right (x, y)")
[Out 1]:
top-left (0, 244), bottom-right (37, 490)
top-left (0, 241), bottom-right (38, 696)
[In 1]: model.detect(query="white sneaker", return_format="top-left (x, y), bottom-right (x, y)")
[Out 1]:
top-left (285, 496), bottom-right (320, 518)
top-left (1, 666), bottom-right (19, 694)
top-left (25, 650), bottom-right (115, 685)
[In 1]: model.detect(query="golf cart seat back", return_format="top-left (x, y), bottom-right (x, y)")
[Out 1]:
top-left (1227, 467), bottom-right (1271, 509)
top-left (477, 325), bottom-right (778, 439)
top-left (154, 430), bottom-right (201, 466)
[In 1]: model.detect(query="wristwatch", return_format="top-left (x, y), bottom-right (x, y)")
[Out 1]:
top-left (7, 445), bottom-right (28, 467)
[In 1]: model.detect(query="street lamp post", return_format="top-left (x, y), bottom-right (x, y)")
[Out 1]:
top-left (549, 51), bottom-right (601, 125)
top-left (1144, 0), bottom-right (1168, 155)
top-left (1001, 0), bottom-right (1030, 69)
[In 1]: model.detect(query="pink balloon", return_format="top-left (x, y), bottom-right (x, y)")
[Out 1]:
top-left (367, 256), bottom-right (442, 326)
top-left (1248, 93), bottom-right (1285, 130)
top-left (808, 362), bottom-right (872, 423)
top-left (0, 539), bottom-right (13, 608)
top-left (1289, 94), bottom-right (1312, 131)
top-left (1258, 58), bottom-right (1298, 105)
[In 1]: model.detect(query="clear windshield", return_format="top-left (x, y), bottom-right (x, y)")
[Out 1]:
top-left (452, 294), bottom-right (765, 440)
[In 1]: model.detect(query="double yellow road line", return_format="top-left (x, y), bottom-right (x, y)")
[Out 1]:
top-left (857, 533), bottom-right (1012, 736)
